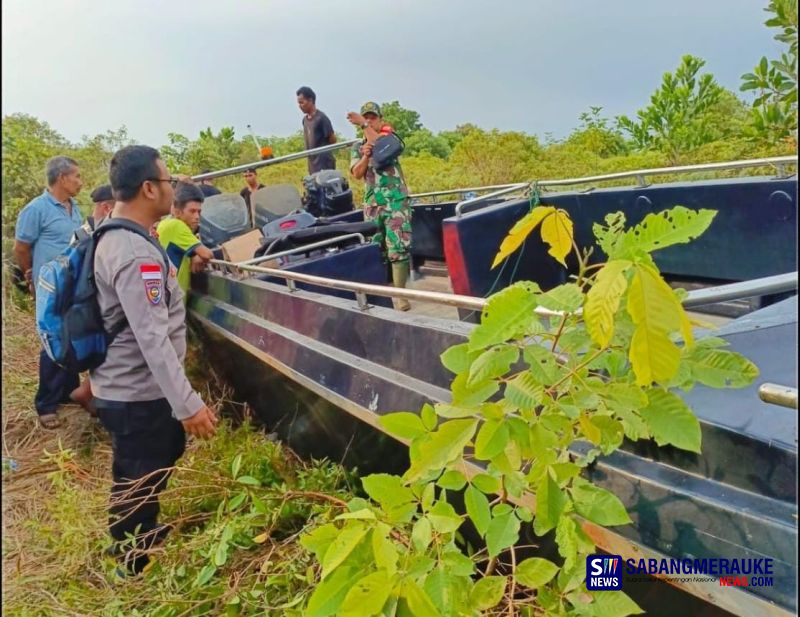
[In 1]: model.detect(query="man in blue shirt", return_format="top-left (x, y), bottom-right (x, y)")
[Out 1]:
top-left (14, 156), bottom-right (85, 429)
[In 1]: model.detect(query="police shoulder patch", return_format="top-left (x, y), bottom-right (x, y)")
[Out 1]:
top-left (140, 264), bottom-right (163, 305)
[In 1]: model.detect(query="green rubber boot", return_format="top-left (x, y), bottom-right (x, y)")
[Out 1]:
top-left (391, 261), bottom-right (411, 311)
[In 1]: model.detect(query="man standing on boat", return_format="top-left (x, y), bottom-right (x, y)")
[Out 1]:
top-left (92, 146), bottom-right (217, 574)
top-left (297, 86), bottom-right (337, 174)
top-left (157, 182), bottom-right (214, 296)
top-left (14, 156), bottom-right (85, 429)
top-left (348, 102), bottom-right (412, 311)
top-left (239, 167), bottom-right (265, 210)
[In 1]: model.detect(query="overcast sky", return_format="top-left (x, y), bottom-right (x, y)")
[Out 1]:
top-left (1, 0), bottom-right (783, 147)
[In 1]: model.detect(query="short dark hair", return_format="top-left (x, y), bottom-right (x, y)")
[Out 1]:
top-left (90, 184), bottom-right (113, 203)
top-left (296, 86), bottom-right (316, 102)
top-left (243, 167), bottom-right (257, 174)
top-left (109, 145), bottom-right (162, 201)
top-left (173, 182), bottom-right (205, 209)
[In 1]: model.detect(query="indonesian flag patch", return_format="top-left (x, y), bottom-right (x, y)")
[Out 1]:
top-left (140, 264), bottom-right (163, 305)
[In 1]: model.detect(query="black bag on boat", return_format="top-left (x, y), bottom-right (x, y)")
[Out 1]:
top-left (254, 220), bottom-right (379, 259)
top-left (370, 133), bottom-right (405, 171)
top-left (302, 170), bottom-right (354, 218)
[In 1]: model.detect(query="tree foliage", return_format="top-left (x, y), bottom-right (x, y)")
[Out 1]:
top-left (566, 107), bottom-right (628, 158)
top-left (740, 0), bottom-right (798, 144)
top-left (617, 55), bottom-right (724, 163)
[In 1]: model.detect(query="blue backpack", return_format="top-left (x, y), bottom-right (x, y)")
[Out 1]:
top-left (36, 218), bottom-right (169, 372)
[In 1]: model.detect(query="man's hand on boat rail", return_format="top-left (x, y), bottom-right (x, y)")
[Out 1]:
top-left (182, 405), bottom-right (218, 439)
top-left (190, 254), bottom-right (206, 273)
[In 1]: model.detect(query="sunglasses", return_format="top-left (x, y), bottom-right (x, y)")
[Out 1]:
top-left (146, 177), bottom-right (179, 188)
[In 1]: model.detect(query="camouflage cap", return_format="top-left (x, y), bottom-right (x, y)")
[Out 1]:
top-left (360, 101), bottom-right (382, 117)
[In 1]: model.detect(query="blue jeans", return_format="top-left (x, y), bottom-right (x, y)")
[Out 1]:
top-left (35, 349), bottom-right (80, 415)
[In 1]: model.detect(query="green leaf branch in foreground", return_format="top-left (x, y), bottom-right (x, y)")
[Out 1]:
top-left (299, 206), bottom-right (757, 616)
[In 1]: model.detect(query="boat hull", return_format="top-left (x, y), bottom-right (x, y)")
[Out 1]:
top-left (189, 271), bottom-right (796, 616)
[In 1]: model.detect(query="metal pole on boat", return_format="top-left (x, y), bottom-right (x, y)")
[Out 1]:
top-left (758, 383), bottom-right (798, 409)
top-left (191, 139), bottom-right (360, 182)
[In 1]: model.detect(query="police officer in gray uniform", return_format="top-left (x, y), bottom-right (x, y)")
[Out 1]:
top-left (91, 145), bottom-right (218, 574)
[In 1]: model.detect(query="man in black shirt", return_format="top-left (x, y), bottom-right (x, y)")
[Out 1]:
top-left (239, 168), bottom-right (265, 209)
top-left (297, 86), bottom-right (337, 174)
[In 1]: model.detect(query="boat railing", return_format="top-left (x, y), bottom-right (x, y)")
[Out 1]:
top-left (208, 250), bottom-right (798, 317)
top-left (191, 140), bottom-right (361, 182)
top-left (410, 183), bottom-right (530, 203)
top-left (453, 155), bottom-right (798, 218)
top-left (235, 233), bottom-right (367, 268)
top-left (758, 383), bottom-right (799, 409)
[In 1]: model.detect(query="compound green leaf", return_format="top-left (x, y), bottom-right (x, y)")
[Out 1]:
top-left (585, 259), bottom-right (632, 348)
top-left (571, 481), bottom-right (632, 526)
top-left (305, 566), bottom-right (361, 617)
top-left (684, 347), bottom-right (759, 388)
top-left (428, 500), bottom-right (463, 534)
top-left (407, 419), bottom-right (479, 481)
top-left (440, 343), bottom-right (476, 375)
top-left (641, 389), bottom-right (701, 453)
top-left (437, 469), bottom-right (467, 490)
top-left (321, 524), bottom-right (370, 580)
top-left (471, 473), bottom-right (501, 495)
top-left (464, 485), bottom-right (491, 537)
top-left (492, 206), bottom-right (554, 269)
top-left (470, 576), bottom-right (507, 610)
top-left (340, 570), bottom-right (393, 617)
top-left (540, 208), bottom-right (575, 266)
top-left (474, 419), bottom-right (510, 460)
top-left (468, 344), bottom-right (519, 386)
top-left (515, 557), bottom-right (559, 589)
top-left (380, 412), bottom-right (426, 440)
top-left (504, 372), bottom-right (543, 410)
top-left (402, 579), bottom-right (441, 617)
top-left (362, 474), bottom-right (415, 508)
top-left (619, 207), bottom-right (716, 257)
top-left (486, 512), bottom-right (520, 557)
top-left (469, 282), bottom-right (541, 351)
top-left (537, 283), bottom-right (584, 312)
top-left (626, 264), bottom-right (682, 385)
top-left (534, 471), bottom-right (568, 536)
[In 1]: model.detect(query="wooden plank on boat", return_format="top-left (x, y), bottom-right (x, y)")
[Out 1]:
top-left (221, 230), bottom-right (267, 264)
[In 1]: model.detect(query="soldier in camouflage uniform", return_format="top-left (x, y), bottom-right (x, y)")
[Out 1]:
top-left (348, 101), bottom-right (412, 310)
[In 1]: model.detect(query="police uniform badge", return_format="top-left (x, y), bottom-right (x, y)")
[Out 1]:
top-left (140, 264), bottom-right (163, 305)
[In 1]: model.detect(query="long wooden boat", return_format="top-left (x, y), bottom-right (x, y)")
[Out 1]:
top-left (188, 153), bottom-right (798, 616)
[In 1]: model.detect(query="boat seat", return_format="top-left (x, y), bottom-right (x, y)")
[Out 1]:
top-left (252, 185), bottom-right (304, 229)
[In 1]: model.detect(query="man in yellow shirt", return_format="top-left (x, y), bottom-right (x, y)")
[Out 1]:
top-left (157, 183), bottom-right (214, 296)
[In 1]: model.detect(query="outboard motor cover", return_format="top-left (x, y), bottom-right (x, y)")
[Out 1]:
top-left (261, 211), bottom-right (317, 239)
top-left (302, 170), bottom-right (354, 217)
top-left (199, 193), bottom-right (251, 247)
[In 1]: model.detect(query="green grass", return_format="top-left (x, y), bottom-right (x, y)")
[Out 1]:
top-left (1, 284), bottom-right (358, 616)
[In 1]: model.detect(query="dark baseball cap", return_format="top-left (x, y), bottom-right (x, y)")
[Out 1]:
top-left (360, 101), bottom-right (382, 116)
top-left (90, 184), bottom-right (113, 203)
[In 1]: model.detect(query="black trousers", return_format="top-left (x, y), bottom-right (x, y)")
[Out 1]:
top-left (35, 349), bottom-right (80, 415)
top-left (96, 398), bottom-right (186, 568)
